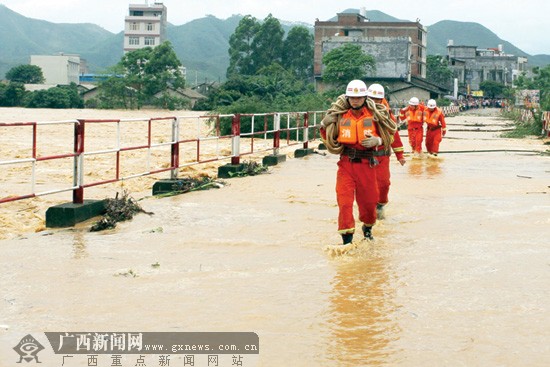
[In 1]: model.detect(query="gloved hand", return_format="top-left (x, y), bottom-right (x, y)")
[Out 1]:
top-left (320, 126), bottom-right (327, 140)
top-left (361, 135), bottom-right (382, 148)
top-left (442, 130), bottom-right (447, 137)
top-left (398, 158), bottom-right (406, 166)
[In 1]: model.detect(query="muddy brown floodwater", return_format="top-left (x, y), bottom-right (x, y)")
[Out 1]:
top-left (1, 108), bottom-right (549, 366)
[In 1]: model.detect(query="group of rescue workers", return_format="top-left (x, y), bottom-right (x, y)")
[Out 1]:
top-left (320, 80), bottom-right (447, 245)
top-left (400, 95), bottom-right (448, 158)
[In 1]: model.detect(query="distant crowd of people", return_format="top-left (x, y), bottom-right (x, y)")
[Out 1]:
top-left (455, 98), bottom-right (507, 110)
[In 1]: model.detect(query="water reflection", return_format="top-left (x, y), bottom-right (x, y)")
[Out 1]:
top-left (425, 159), bottom-right (442, 177)
top-left (407, 158), bottom-right (443, 178)
top-left (407, 160), bottom-right (423, 177)
top-left (326, 253), bottom-right (401, 366)
top-left (72, 231), bottom-right (88, 259)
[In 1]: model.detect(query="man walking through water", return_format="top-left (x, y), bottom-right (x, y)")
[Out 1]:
top-left (320, 80), bottom-right (397, 245)
top-left (424, 99), bottom-right (447, 156)
top-left (400, 97), bottom-right (425, 158)
top-left (366, 83), bottom-right (406, 219)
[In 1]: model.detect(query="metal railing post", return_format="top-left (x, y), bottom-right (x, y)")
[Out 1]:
top-left (302, 112), bottom-right (309, 150)
top-left (231, 114), bottom-right (241, 165)
top-left (73, 120), bottom-right (85, 204)
top-left (273, 113), bottom-right (281, 156)
top-left (170, 117), bottom-right (180, 179)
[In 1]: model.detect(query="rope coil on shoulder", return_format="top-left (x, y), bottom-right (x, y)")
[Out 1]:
top-left (321, 96), bottom-right (398, 155)
top-left (365, 97), bottom-right (398, 153)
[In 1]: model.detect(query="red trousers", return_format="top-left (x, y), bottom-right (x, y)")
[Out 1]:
top-left (376, 155), bottom-right (390, 205)
top-left (425, 128), bottom-right (443, 154)
top-left (408, 124), bottom-right (424, 153)
top-left (336, 157), bottom-right (378, 234)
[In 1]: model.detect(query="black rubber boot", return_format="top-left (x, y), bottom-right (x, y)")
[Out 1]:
top-left (341, 233), bottom-right (353, 245)
top-left (362, 225), bottom-right (374, 240)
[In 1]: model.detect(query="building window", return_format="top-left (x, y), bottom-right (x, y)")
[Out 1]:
top-left (130, 22), bottom-right (139, 31)
top-left (418, 29), bottom-right (423, 41)
top-left (129, 37), bottom-right (140, 46)
top-left (147, 23), bottom-right (154, 31)
top-left (144, 37), bottom-right (155, 46)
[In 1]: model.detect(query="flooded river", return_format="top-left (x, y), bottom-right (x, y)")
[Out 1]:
top-left (1, 109), bottom-right (549, 366)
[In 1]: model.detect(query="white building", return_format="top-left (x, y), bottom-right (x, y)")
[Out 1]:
top-left (30, 54), bottom-right (80, 85)
top-left (124, 2), bottom-right (167, 53)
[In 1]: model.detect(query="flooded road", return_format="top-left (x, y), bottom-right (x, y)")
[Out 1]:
top-left (1, 109), bottom-right (549, 366)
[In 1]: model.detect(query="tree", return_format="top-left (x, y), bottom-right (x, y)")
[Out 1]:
top-left (251, 14), bottom-right (285, 72)
top-left (100, 41), bottom-right (185, 109)
top-left (6, 64), bottom-right (45, 84)
top-left (95, 75), bottom-right (136, 109)
top-left (479, 80), bottom-right (506, 98)
top-left (515, 65), bottom-right (550, 110)
top-left (0, 82), bottom-right (27, 107)
top-left (426, 55), bottom-right (453, 89)
top-left (252, 63), bottom-right (304, 101)
top-left (24, 88), bottom-right (72, 108)
top-left (282, 26), bottom-right (314, 82)
top-left (143, 41), bottom-right (186, 95)
top-left (322, 43), bottom-right (376, 88)
top-left (227, 15), bottom-right (260, 77)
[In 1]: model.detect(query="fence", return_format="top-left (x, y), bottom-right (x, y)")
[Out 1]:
top-left (504, 108), bottom-right (550, 136)
top-left (0, 112), bottom-right (324, 206)
top-left (542, 111), bottom-right (550, 137)
top-left (442, 105), bottom-right (460, 116)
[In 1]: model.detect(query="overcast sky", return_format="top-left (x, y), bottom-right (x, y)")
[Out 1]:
top-left (1, 0), bottom-right (548, 55)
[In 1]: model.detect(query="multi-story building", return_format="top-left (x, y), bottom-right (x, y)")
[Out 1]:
top-left (30, 54), bottom-right (80, 85)
top-left (313, 10), bottom-right (447, 105)
top-left (124, 1), bottom-right (167, 53)
top-left (446, 41), bottom-right (528, 92)
top-left (314, 11), bottom-right (427, 83)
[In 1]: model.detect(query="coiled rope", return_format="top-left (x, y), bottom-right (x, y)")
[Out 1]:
top-left (321, 95), bottom-right (398, 155)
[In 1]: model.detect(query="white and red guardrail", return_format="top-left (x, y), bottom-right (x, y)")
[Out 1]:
top-left (0, 112), bottom-right (325, 205)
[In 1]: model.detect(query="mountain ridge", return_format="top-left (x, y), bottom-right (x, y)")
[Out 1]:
top-left (1, 4), bottom-right (548, 82)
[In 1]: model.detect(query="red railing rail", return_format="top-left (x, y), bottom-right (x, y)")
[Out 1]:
top-left (0, 111), bottom-right (325, 205)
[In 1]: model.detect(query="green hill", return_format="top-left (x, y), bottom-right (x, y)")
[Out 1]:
top-left (427, 20), bottom-right (529, 57)
top-left (1, 4), bottom-right (548, 82)
top-left (0, 4), bottom-right (115, 76)
top-left (167, 15), bottom-right (242, 83)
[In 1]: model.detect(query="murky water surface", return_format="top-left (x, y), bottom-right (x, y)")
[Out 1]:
top-left (1, 110), bottom-right (549, 366)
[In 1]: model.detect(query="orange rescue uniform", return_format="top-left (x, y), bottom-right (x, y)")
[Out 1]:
top-left (424, 107), bottom-right (447, 154)
top-left (336, 106), bottom-right (380, 234)
top-left (400, 105), bottom-right (425, 153)
top-left (376, 99), bottom-right (404, 205)
top-left (377, 130), bottom-right (405, 206)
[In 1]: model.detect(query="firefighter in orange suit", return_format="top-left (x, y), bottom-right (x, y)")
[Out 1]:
top-left (320, 80), bottom-right (397, 244)
top-left (399, 97), bottom-right (425, 157)
top-left (366, 84), bottom-right (406, 219)
top-left (424, 99), bottom-right (447, 156)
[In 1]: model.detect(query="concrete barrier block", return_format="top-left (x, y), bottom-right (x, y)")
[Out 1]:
top-left (217, 163), bottom-right (245, 178)
top-left (152, 180), bottom-right (185, 195)
top-left (262, 154), bottom-right (286, 166)
top-left (45, 200), bottom-right (106, 228)
top-left (294, 148), bottom-right (315, 158)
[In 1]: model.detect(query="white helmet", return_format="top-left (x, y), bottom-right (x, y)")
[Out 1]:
top-left (409, 97), bottom-right (419, 106)
top-left (345, 80), bottom-right (368, 97)
top-left (427, 99), bottom-right (437, 108)
top-left (366, 83), bottom-right (385, 99)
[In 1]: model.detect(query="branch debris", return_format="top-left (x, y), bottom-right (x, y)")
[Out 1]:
top-left (91, 190), bottom-right (152, 232)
